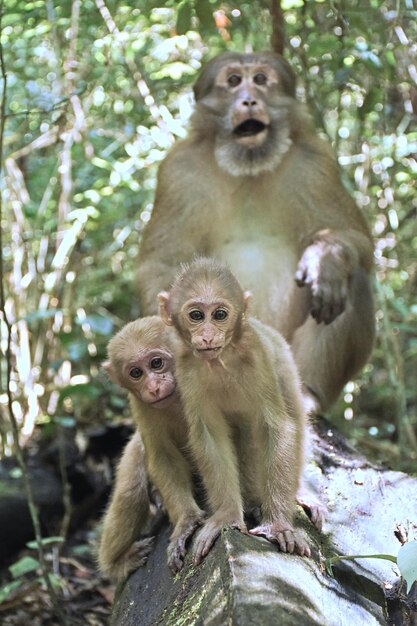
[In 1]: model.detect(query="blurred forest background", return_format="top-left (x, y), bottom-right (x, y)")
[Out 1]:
top-left (0, 0), bottom-right (417, 622)
top-left (1, 0), bottom-right (416, 469)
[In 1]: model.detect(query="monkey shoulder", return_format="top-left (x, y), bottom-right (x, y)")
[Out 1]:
top-left (161, 135), bottom-right (219, 184)
top-left (245, 317), bottom-right (298, 372)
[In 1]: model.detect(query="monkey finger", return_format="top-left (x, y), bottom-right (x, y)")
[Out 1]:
top-left (168, 548), bottom-right (185, 573)
top-left (295, 539), bottom-right (311, 558)
top-left (282, 530), bottom-right (295, 553)
top-left (294, 268), bottom-right (309, 287)
top-left (301, 502), bottom-right (326, 531)
top-left (192, 528), bottom-right (219, 565)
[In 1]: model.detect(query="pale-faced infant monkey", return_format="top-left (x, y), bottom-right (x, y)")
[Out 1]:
top-left (159, 257), bottom-right (311, 564)
top-left (136, 51), bottom-right (375, 416)
top-left (98, 316), bottom-right (204, 580)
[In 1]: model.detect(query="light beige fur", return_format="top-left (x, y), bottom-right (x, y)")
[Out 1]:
top-left (159, 258), bottom-right (311, 563)
top-left (98, 317), bottom-right (204, 580)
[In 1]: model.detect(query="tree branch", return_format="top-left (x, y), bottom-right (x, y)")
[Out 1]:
top-left (270, 0), bottom-right (285, 55)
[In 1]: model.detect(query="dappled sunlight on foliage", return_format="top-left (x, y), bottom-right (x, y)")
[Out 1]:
top-left (0, 0), bottom-right (416, 470)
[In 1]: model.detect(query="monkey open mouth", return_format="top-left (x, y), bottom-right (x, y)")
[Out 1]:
top-left (233, 119), bottom-right (267, 137)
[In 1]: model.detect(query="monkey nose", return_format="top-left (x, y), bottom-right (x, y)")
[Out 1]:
top-left (242, 98), bottom-right (257, 107)
top-left (149, 385), bottom-right (160, 398)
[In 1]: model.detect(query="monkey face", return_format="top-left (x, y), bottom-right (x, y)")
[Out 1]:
top-left (192, 52), bottom-right (296, 177)
top-left (215, 62), bottom-right (278, 150)
top-left (159, 258), bottom-right (252, 362)
top-left (179, 300), bottom-right (234, 361)
top-left (124, 349), bottom-right (177, 407)
top-left (104, 317), bottom-right (179, 409)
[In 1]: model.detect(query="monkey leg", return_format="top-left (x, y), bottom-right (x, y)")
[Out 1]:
top-left (97, 433), bottom-right (154, 581)
top-left (291, 268), bottom-right (374, 413)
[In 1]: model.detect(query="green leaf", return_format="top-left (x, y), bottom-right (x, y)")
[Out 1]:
top-left (281, 0), bottom-right (303, 8)
top-left (79, 313), bottom-right (114, 336)
top-left (176, 1), bottom-right (192, 35)
top-left (9, 556), bottom-right (40, 579)
top-left (26, 537), bottom-right (65, 550)
top-left (325, 553), bottom-right (397, 573)
top-left (0, 580), bottom-right (22, 604)
top-left (397, 541), bottom-right (417, 592)
top-left (59, 383), bottom-right (101, 402)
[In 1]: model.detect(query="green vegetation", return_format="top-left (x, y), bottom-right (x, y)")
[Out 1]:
top-left (1, 0), bottom-right (416, 469)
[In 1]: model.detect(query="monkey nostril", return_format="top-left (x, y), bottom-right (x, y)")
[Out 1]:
top-left (242, 99), bottom-right (257, 107)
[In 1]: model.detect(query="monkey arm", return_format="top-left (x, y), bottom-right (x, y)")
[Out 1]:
top-left (295, 228), bottom-right (374, 325)
top-left (184, 405), bottom-right (248, 565)
top-left (248, 396), bottom-right (310, 557)
top-left (98, 432), bottom-right (154, 580)
top-left (140, 419), bottom-right (205, 572)
top-left (186, 406), bottom-right (243, 520)
top-left (144, 434), bottom-right (203, 526)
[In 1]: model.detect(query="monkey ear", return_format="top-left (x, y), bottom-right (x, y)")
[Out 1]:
top-left (243, 291), bottom-right (252, 314)
top-left (158, 291), bottom-right (174, 326)
top-left (103, 360), bottom-right (119, 384)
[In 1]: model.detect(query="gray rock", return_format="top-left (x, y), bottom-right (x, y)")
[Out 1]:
top-left (112, 424), bottom-right (417, 625)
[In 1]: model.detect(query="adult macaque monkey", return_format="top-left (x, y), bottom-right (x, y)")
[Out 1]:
top-left (99, 317), bottom-right (204, 578)
top-left (137, 51), bottom-right (374, 415)
top-left (159, 257), bottom-right (310, 563)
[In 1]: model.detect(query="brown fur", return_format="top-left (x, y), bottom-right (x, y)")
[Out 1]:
top-left (136, 52), bottom-right (374, 414)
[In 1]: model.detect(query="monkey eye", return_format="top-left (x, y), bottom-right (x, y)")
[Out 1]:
top-left (254, 72), bottom-right (267, 86)
top-left (129, 367), bottom-right (143, 379)
top-left (189, 309), bottom-right (205, 322)
top-left (150, 357), bottom-right (164, 370)
top-left (227, 74), bottom-right (242, 87)
top-left (213, 308), bottom-right (228, 321)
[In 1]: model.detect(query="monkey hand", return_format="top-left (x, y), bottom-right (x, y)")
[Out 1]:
top-left (192, 515), bottom-right (248, 566)
top-left (295, 241), bottom-right (352, 325)
top-left (167, 510), bottom-right (206, 573)
top-left (249, 522), bottom-right (311, 557)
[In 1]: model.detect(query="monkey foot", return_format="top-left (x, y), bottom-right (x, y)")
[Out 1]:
top-left (249, 523), bottom-right (311, 557)
top-left (192, 517), bottom-right (247, 566)
top-left (297, 492), bottom-right (327, 531)
top-left (106, 536), bottom-right (155, 581)
top-left (168, 513), bottom-right (205, 573)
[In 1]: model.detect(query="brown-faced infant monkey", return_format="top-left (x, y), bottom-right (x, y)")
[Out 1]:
top-left (159, 257), bottom-right (310, 564)
top-left (137, 51), bottom-right (374, 415)
top-left (99, 317), bottom-right (204, 579)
